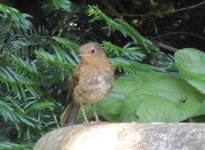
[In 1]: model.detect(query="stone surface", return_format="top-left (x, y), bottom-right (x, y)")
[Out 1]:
top-left (34, 123), bottom-right (205, 150)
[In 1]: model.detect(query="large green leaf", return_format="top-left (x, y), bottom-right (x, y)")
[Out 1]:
top-left (175, 48), bottom-right (205, 94)
top-left (97, 89), bottom-right (125, 121)
top-left (136, 96), bottom-right (179, 122)
top-left (96, 72), bottom-right (204, 123)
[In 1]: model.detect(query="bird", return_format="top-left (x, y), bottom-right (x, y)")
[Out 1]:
top-left (60, 42), bottom-right (115, 125)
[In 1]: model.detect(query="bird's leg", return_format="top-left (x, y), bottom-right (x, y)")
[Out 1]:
top-left (80, 104), bottom-right (89, 124)
top-left (91, 104), bottom-right (101, 123)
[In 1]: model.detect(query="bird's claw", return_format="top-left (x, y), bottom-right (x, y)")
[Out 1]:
top-left (83, 120), bottom-right (102, 125)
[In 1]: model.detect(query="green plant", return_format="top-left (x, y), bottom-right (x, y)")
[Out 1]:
top-left (76, 7), bottom-right (205, 123)
top-left (0, 1), bottom-right (205, 149)
top-left (1, 1), bottom-right (157, 149)
top-left (0, 1), bottom-right (74, 149)
top-left (77, 69), bottom-right (205, 123)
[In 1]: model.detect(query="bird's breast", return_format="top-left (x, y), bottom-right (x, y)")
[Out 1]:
top-left (87, 75), bottom-right (111, 90)
top-left (74, 70), bottom-right (113, 104)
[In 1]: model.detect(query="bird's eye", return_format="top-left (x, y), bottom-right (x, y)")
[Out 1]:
top-left (91, 49), bottom-right (95, 53)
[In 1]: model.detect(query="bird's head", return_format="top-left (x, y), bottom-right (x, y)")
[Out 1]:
top-left (79, 43), bottom-right (106, 63)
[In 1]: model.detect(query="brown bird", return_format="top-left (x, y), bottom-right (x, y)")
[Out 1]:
top-left (60, 42), bottom-right (115, 125)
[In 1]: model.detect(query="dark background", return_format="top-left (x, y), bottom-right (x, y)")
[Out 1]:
top-left (5, 0), bottom-right (205, 52)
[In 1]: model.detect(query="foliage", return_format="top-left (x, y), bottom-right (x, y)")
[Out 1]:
top-left (0, 2), bottom-right (71, 149)
top-left (78, 72), bottom-right (205, 123)
top-left (0, 3), bottom-right (32, 30)
top-left (175, 48), bottom-right (205, 94)
top-left (0, 0), bottom-right (205, 149)
top-left (42, 0), bottom-right (72, 12)
top-left (88, 6), bottom-right (160, 53)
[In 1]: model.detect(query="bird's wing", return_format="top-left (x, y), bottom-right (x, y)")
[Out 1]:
top-left (67, 65), bottom-right (80, 102)
top-left (60, 65), bottom-right (80, 126)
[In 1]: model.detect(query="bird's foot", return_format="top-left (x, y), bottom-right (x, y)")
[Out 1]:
top-left (93, 119), bottom-right (102, 124)
top-left (83, 119), bottom-right (103, 125)
top-left (82, 121), bottom-right (90, 125)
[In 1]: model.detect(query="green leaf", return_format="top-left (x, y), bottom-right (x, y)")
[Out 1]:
top-left (175, 48), bottom-right (205, 94)
top-left (76, 89), bottom-right (125, 122)
top-left (52, 37), bottom-right (80, 63)
top-left (52, 36), bottom-right (79, 50)
top-left (97, 72), bottom-right (204, 123)
top-left (76, 105), bottom-right (93, 123)
top-left (27, 101), bottom-right (55, 111)
top-left (0, 3), bottom-right (32, 30)
top-left (0, 67), bottom-right (41, 98)
top-left (0, 142), bottom-right (33, 150)
top-left (42, 0), bottom-right (72, 12)
top-left (137, 97), bottom-right (179, 122)
top-left (97, 89), bottom-right (125, 121)
top-left (88, 6), bottom-right (159, 53)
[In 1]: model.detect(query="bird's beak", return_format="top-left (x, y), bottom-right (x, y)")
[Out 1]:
top-left (79, 54), bottom-right (91, 57)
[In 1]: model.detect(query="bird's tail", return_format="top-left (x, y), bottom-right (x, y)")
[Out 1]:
top-left (60, 101), bottom-right (80, 126)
